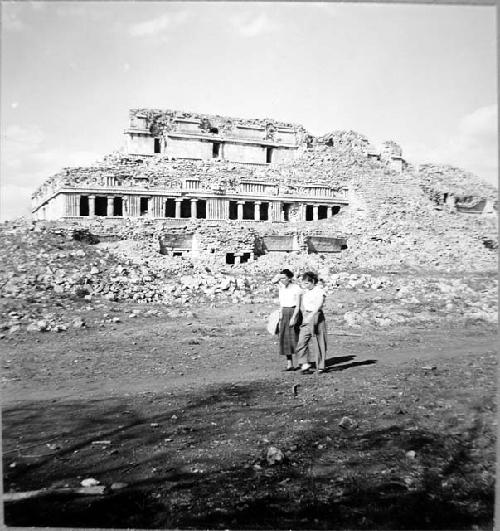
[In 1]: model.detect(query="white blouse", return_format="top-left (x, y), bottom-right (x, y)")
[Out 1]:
top-left (302, 286), bottom-right (325, 312)
top-left (278, 283), bottom-right (302, 308)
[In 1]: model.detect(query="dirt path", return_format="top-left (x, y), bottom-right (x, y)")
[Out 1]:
top-left (2, 302), bottom-right (497, 529)
top-left (3, 302), bottom-right (496, 404)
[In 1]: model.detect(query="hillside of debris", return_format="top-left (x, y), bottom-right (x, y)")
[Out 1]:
top-left (11, 128), bottom-right (498, 334)
top-left (0, 213), bottom-right (497, 337)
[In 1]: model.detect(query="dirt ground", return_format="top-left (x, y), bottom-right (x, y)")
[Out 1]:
top-left (2, 295), bottom-right (497, 530)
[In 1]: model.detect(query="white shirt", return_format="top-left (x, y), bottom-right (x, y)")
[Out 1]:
top-left (302, 285), bottom-right (325, 312)
top-left (278, 283), bottom-right (302, 308)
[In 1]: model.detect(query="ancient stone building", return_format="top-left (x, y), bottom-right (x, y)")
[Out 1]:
top-left (31, 109), bottom-right (351, 224)
top-left (125, 108), bottom-right (305, 164)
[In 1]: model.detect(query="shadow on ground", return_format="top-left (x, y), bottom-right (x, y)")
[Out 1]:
top-left (3, 375), bottom-right (495, 529)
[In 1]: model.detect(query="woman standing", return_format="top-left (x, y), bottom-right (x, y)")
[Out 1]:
top-left (295, 271), bottom-right (327, 374)
top-left (271, 269), bottom-right (302, 371)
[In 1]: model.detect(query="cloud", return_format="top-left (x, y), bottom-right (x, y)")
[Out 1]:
top-left (30, 1), bottom-right (46, 11)
top-left (2, 124), bottom-right (45, 170)
top-left (230, 12), bottom-right (279, 38)
top-left (404, 104), bottom-right (498, 187)
top-left (1, 124), bottom-right (101, 220)
top-left (1, 184), bottom-right (33, 221)
top-left (457, 104), bottom-right (497, 143)
top-left (129, 11), bottom-right (190, 37)
top-left (2, 3), bottom-right (27, 31)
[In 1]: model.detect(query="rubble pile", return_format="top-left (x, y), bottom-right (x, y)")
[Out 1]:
top-left (0, 222), bottom-right (258, 332)
top-left (417, 164), bottom-right (497, 204)
top-left (33, 131), bottom-right (382, 202)
top-left (9, 125), bottom-right (499, 334)
top-left (328, 167), bottom-right (498, 273)
top-left (331, 273), bottom-right (498, 328)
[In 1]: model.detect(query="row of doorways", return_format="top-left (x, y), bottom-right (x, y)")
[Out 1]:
top-left (79, 196), bottom-right (340, 220)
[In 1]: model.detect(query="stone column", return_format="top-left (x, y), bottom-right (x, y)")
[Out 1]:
top-left (327, 206), bottom-right (333, 218)
top-left (234, 254), bottom-right (241, 265)
top-left (64, 195), bottom-right (71, 216)
top-left (255, 201), bottom-right (261, 221)
top-left (73, 195), bottom-right (80, 216)
top-left (175, 198), bottom-right (182, 218)
top-left (88, 195), bottom-right (96, 217)
top-left (237, 201), bottom-right (244, 220)
top-left (191, 198), bottom-right (198, 219)
top-left (313, 205), bottom-right (319, 221)
top-left (66, 194), bottom-right (79, 216)
top-left (107, 196), bottom-right (114, 217)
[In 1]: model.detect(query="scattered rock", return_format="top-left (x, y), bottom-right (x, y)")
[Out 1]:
top-left (80, 478), bottom-right (100, 488)
top-left (266, 446), bottom-right (284, 465)
top-left (339, 416), bottom-right (357, 430)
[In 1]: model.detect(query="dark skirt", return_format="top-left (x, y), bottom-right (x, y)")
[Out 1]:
top-left (279, 307), bottom-right (302, 356)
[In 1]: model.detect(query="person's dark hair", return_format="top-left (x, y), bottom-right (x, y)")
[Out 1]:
top-left (302, 271), bottom-right (319, 284)
top-left (280, 269), bottom-right (294, 279)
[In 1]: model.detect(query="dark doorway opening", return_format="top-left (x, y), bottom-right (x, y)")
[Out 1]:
top-left (154, 138), bottom-right (161, 154)
top-left (260, 202), bottom-right (269, 221)
top-left (95, 196), bottom-right (107, 216)
top-left (266, 147), bottom-right (273, 164)
top-left (173, 251), bottom-right (183, 257)
top-left (241, 252), bottom-right (251, 264)
top-left (243, 201), bottom-right (255, 220)
top-left (197, 199), bottom-right (207, 219)
top-left (80, 196), bottom-right (89, 216)
top-left (165, 198), bottom-right (176, 217)
top-left (140, 197), bottom-right (149, 216)
top-left (282, 203), bottom-right (291, 222)
top-left (212, 142), bottom-right (221, 158)
top-left (181, 199), bottom-right (191, 218)
top-left (318, 205), bottom-right (328, 219)
top-left (306, 205), bottom-right (314, 221)
top-left (229, 201), bottom-right (238, 220)
top-left (225, 253), bottom-right (235, 265)
top-left (331, 205), bottom-right (341, 216)
top-left (113, 197), bottom-right (123, 216)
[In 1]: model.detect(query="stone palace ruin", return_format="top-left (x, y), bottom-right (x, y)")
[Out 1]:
top-left (30, 108), bottom-right (496, 262)
top-left (32, 109), bottom-right (358, 224)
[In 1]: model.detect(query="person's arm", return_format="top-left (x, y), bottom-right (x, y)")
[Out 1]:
top-left (271, 274), bottom-right (281, 284)
top-left (289, 289), bottom-right (302, 326)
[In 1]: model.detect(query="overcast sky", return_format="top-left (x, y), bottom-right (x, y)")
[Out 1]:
top-left (1, 1), bottom-right (497, 220)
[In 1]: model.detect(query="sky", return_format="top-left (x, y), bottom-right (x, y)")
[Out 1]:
top-left (1, 1), bottom-right (497, 220)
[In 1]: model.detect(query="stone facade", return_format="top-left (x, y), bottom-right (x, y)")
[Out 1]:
top-left (31, 109), bottom-right (350, 225)
top-left (125, 108), bottom-right (306, 164)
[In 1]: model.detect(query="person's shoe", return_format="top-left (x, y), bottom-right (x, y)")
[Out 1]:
top-left (300, 363), bottom-right (311, 374)
top-left (284, 366), bottom-right (295, 372)
top-left (318, 369), bottom-right (326, 374)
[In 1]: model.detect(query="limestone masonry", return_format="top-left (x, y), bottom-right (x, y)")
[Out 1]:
top-left (31, 108), bottom-right (497, 262)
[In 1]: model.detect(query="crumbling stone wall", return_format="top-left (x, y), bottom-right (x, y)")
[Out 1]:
top-left (417, 163), bottom-right (497, 208)
top-left (129, 108), bottom-right (308, 138)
